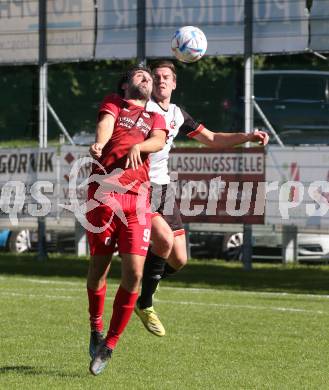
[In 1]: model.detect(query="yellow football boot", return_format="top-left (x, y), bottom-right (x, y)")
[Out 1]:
top-left (134, 305), bottom-right (166, 337)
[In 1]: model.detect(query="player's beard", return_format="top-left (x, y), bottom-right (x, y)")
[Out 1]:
top-left (128, 83), bottom-right (151, 101)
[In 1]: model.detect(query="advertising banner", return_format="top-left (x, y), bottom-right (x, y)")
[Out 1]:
top-left (0, 147), bottom-right (58, 221)
top-left (96, 0), bottom-right (308, 59)
top-left (309, 0), bottom-right (329, 52)
top-left (168, 147), bottom-right (265, 224)
top-left (0, 0), bottom-right (95, 64)
top-left (59, 145), bottom-right (91, 218)
top-left (0, 1), bottom-right (319, 64)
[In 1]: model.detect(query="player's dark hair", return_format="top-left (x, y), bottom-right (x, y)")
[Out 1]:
top-left (150, 60), bottom-right (177, 80)
top-left (117, 65), bottom-right (152, 97)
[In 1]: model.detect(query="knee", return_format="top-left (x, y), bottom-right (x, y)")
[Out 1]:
top-left (87, 257), bottom-right (109, 290)
top-left (131, 269), bottom-right (143, 285)
top-left (122, 268), bottom-right (143, 291)
top-left (87, 272), bottom-right (107, 290)
top-left (169, 253), bottom-right (187, 270)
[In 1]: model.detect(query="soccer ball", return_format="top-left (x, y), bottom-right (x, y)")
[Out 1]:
top-left (171, 26), bottom-right (207, 63)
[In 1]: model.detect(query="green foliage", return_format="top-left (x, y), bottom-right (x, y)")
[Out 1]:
top-left (0, 53), bottom-right (327, 141)
top-left (176, 56), bottom-right (244, 81)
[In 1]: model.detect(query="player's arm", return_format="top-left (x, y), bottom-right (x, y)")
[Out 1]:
top-left (180, 108), bottom-right (269, 148)
top-left (193, 127), bottom-right (269, 148)
top-left (125, 130), bottom-right (167, 170)
top-left (89, 113), bottom-right (115, 158)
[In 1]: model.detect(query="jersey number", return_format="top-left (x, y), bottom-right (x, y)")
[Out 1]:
top-left (143, 228), bottom-right (151, 243)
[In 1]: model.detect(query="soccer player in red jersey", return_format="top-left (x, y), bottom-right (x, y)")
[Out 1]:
top-left (86, 66), bottom-right (167, 375)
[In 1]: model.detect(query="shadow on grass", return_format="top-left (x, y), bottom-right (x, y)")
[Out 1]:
top-left (1, 253), bottom-right (329, 295)
top-left (175, 260), bottom-right (329, 295)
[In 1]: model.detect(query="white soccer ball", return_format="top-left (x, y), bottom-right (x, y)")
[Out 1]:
top-left (171, 26), bottom-right (207, 63)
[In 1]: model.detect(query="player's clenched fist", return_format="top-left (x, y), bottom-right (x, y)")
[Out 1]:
top-left (89, 143), bottom-right (104, 159)
top-left (248, 130), bottom-right (269, 146)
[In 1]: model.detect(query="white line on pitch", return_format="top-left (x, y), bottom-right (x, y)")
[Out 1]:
top-left (0, 291), bottom-right (326, 315)
top-left (1, 275), bottom-right (329, 301)
top-left (0, 276), bottom-right (81, 286)
top-left (0, 291), bottom-right (73, 300)
top-left (160, 287), bottom-right (329, 300)
top-left (154, 299), bottom-right (326, 315)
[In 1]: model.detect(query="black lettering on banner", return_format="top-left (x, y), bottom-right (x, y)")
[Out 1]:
top-left (18, 153), bottom-right (27, 173)
top-left (226, 156), bottom-right (231, 171)
top-left (43, 152), bottom-right (53, 172)
top-left (0, 155), bottom-right (6, 174)
top-left (8, 154), bottom-right (17, 174)
top-left (30, 153), bottom-right (37, 172)
top-left (184, 156), bottom-right (189, 171)
top-left (257, 156), bottom-right (263, 172)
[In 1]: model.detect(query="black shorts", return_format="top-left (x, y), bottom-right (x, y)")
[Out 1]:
top-left (150, 184), bottom-right (185, 235)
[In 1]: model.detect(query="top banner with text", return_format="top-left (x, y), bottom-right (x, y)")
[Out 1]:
top-left (1, 0), bottom-right (328, 64)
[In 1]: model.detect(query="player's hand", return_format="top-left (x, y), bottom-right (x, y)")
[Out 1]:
top-left (248, 130), bottom-right (269, 146)
top-left (89, 143), bottom-right (104, 159)
top-left (125, 144), bottom-right (142, 170)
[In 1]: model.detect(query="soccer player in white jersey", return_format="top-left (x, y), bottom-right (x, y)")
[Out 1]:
top-left (134, 60), bottom-right (269, 337)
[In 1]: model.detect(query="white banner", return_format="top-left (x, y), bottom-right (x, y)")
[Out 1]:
top-left (0, 148), bottom-right (58, 221)
top-left (0, 146), bottom-right (91, 222)
top-left (0, 0), bottom-right (316, 64)
top-left (96, 0), bottom-right (308, 59)
top-left (59, 145), bottom-right (90, 219)
top-left (0, 0), bottom-right (95, 64)
top-left (309, 0), bottom-right (329, 52)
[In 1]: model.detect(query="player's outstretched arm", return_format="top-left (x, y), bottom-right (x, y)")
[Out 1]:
top-left (89, 113), bottom-right (115, 159)
top-left (193, 128), bottom-right (269, 148)
top-left (125, 130), bottom-right (167, 170)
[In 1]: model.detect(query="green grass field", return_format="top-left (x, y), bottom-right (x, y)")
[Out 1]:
top-left (1, 254), bottom-right (329, 389)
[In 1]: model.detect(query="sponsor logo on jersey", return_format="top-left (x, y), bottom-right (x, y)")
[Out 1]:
top-left (143, 112), bottom-right (150, 118)
top-left (118, 116), bottom-right (135, 128)
top-left (170, 120), bottom-right (176, 129)
top-left (136, 117), bottom-right (151, 134)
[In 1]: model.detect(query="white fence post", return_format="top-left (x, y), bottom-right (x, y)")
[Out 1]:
top-left (282, 225), bottom-right (298, 263)
top-left (75, 220), bottom-right (88, 256)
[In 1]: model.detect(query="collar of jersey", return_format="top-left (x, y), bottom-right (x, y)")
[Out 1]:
top-left (123, 98), bottom-right (146, 110)
top-left (151, 98), bottom-right (169, 113)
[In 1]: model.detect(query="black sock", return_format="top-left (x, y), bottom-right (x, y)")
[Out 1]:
top-left (138, 250), bottom-right (166, 309)
top-left (162, 263), bottom-right (178, 279)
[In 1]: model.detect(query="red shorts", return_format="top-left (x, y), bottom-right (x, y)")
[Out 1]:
top-left (86, 184), bottom-right (151, 257)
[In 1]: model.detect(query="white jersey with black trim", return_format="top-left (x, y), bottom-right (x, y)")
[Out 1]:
top-left (146, 99), bottom-right (203, 185)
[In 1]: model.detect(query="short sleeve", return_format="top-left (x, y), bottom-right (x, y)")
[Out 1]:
top-left (98, 93), bottom-right (121, 121)
top-left (151, 113), bottom-right (169, 136)
top-left (180, 108), bottom-right (205, 138)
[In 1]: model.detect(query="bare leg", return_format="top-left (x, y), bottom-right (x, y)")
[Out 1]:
top-left (105, 253), bottom-right (145, 349)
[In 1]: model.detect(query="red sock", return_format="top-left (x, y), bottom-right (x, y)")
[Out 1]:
top-left (105, 285), bottom-right (138, 350)
top-left (87, 284), bottom-right (107, 332)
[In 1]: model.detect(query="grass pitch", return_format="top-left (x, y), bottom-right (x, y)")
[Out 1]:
top-left (1, 254), bottom-right (329, 389)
